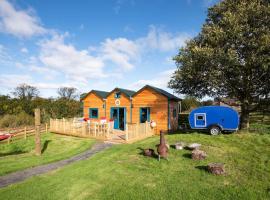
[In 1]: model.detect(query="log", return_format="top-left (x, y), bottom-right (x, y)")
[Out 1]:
top-left (191, 149), bottom-right (207, 160)
top-left (208, 163), bottom-right (225, 175)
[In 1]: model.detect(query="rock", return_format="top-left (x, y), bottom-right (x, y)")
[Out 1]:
top-left (175, 142), bottom-right (185, 150)
top-left (143, 149), bottom-right (155, 157)
top-left (188, 143), bottom-right (201, 150)
top-left (192, 149), bottom-right (207, 160)
top-left (208, 163), bottom-right (225, 175)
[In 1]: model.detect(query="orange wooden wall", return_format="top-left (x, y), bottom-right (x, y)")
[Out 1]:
top-left (83, 88), bottom-right (180, 134)
top-left (83, 93), bottom-right (105, 119)
top-left (132, 88), bottom-right (168, 134)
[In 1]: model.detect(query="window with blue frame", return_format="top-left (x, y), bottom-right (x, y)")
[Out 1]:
top-left (89, 108), bottom-right (98, 119)
top-left (115, 92), bottom-right (121, 98)
top-left (140, 107), bottom-right (150, 123)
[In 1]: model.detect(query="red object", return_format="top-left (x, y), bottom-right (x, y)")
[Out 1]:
top-left (0, 134), bottom-right (11, 141)
top-left (100, 117), bottom-right (106, 120)
top-left (83, 118), bottom-right (90, 121)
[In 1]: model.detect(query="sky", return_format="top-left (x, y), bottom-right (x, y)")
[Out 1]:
top-left (0, 0), bottom-right (218, 98)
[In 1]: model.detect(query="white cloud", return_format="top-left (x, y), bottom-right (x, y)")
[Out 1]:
top-left (137, 26), bottom-right (190, 52)
top-left (0, 0), bottom-right (46, 38)
top-left (101, 38), bottom-right (139, 70)
top-left (38, 33), bottom-right (106, 84)
top-left (129, 69), bottom-right (175, 90)
top-left (0, 74), bottom-right (32, 89)
top-left (0, 44), bottom-right (12, 64)
top-left (20, 47), bottom-right (28, 53)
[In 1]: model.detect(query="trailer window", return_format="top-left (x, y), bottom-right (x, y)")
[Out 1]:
top-left (197, 115), bottom-right (204, 120)
top-left (89, 108), bottom-right (98, 119)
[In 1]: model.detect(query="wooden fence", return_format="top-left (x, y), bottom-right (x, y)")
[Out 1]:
top-left (0, 124), bottom-right (48, 144)
top-left (50, 118), bottom-right (155, 143)
top-left (125, 122), bottom-right (155, 143)
top-left (50, 119), bottom-right (111, 140)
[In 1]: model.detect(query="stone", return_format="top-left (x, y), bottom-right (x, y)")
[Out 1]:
top-left (175, 142), bottom-right (185, 150)
top-left (188, 143), bottom-right (201, 150)
top-left (191, 149), bottom-right (207, 160)
top-left (208, 163), bottom-right (225, 175)
top-left (143, 149), bottom-right (155, 157)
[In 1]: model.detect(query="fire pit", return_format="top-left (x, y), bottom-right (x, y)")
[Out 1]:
top-left (157, 130), bottom-right (169, 161)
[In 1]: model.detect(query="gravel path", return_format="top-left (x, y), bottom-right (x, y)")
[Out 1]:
top-left (0, 142), bottom-right (113, 188)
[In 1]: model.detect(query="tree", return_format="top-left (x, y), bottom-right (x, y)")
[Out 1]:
top-left (57, 87), bottom-right (78, 100)
top-left (169, 0), bottom-right (270, 129)
top-left (12, 83), bottom-right (40, 101)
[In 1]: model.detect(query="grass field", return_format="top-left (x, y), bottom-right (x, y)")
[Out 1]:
top-left (0, 131), bottom-right (269, 200)
top-left (0, 133), bottom-right (95, 176)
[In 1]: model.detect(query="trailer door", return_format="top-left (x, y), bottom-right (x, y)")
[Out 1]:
top-left (194, 113), bottom-right (206, 128)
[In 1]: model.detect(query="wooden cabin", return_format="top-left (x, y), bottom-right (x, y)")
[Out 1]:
top-left (82, 85), bottom-right (181, 134)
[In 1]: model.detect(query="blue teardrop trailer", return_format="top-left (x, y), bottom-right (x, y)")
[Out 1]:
top-left (189, 106), bottom-right (239, 135)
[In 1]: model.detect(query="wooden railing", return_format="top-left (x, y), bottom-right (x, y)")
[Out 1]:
top-left (49, 118), bottom-right (155, 143)
top-left (49, 118), bottom-right (112, 139)
top-left (0, 124), bottom-right (48, 144)
top-left (125, 122), bottom-right (155, 142)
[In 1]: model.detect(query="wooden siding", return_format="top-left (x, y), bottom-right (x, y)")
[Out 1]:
top-left (132, 88), bottom-right (168, 134)
top-left (169, 101), bottom-right (179, 131)
top-left (83, 93), bottom-right (105, 119)
top-left (105, 92), bottom-right (132, 123)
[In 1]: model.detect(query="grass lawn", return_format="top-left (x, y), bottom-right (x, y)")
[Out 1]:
top-left (0, 133), bottom-right (95, 176)
top-left (0, 131), bottom-right (269, 200)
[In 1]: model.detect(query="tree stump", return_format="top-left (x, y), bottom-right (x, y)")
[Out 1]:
top-left (143, 149), bottom-right (155, 157)
top-left (208, 163), bottom-right (225, 175)
top-left (192, 149), bottom-right (207, 160)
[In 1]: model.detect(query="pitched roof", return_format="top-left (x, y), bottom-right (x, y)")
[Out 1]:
top-left (116, 88), bottom-right (136, 97)
top-left (81, 90), bottom-right (109, 100)
top-left (134, 85), bottom-right (181, 101)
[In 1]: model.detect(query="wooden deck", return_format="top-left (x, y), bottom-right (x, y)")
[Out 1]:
top-left (50, 119), bottom-right (155, 144)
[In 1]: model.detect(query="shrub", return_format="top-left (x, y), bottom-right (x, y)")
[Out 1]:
top-left (0, 112), bottom-right (34, 128)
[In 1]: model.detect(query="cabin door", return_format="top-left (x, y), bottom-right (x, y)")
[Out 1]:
top-left (194, 113), bottom-right (206, 127)
top-left (111, 107), bottom-right (126, 131)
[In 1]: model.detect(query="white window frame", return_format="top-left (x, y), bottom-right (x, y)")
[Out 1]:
top-left (194, 113), bottom-right (206, 127)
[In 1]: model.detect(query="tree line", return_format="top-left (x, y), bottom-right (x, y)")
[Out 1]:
top-left (0, 84), bottom-right (82, 128)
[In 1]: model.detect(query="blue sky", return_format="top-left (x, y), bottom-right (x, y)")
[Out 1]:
top-left (0, 0), bottom-right (218, 98)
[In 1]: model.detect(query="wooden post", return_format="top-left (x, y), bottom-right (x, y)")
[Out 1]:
top-left (45, 123), bottom-right (48, 133)
top-left (7, 136), bottom-right (11, 144)
top-left (63, 118), bottom-right (66, 133)
top-left (24, 127), bottom-right (27, 139)
top-left (35, 108), bottom-right (41, 156)
top-left (126, 124), bottom-right (129, 141)
top-left (94, 123), bottom-right (97, 137)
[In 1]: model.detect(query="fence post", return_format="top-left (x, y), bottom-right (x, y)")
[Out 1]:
top-left (35, 108), bottom-right (41, 156)
top-left (45, 123), bottom-right (48, 133)
top-left (7, 136), bottom-right (11, 144)
top-left (125, 124), bottom-right (129, 141)
top-left (63, 118), bottom-right (66, 133)
top-left (24, 127), bottom-right (27, 139)
top-left (94, 123), bottom-right (97, 137)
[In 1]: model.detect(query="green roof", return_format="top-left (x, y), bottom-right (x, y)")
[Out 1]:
top-left (82, 85), bottom-right (180, 101)
top-left (92, 90), bottom-right (109, 99)
top-left (116, 88), bottom-right (136, 97)
top-left (134, 85), bottom-right (181, 101)
top-left (81, 90), bottom-right (109, 100)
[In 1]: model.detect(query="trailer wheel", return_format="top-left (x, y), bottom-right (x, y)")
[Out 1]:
top-left (209, 126), bottom-right (221, 135)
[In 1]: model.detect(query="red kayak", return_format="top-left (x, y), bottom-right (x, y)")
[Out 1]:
top-left (0, 134), bottom-right (11, 141)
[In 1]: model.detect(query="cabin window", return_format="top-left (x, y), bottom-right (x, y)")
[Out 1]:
top-left (197, 115), bottom-right (204, 120)
top-left (89, 108), bottom-right (98, 119)
top-left (140, 107), bottom-right (150, 123)
top-left (115, 92), bottom-right (121, 99)
top-left (173, 108), bottom-right (177, 118)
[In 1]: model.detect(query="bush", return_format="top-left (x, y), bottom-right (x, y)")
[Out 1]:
top-left (0, 112), bottom-right (34, 128)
